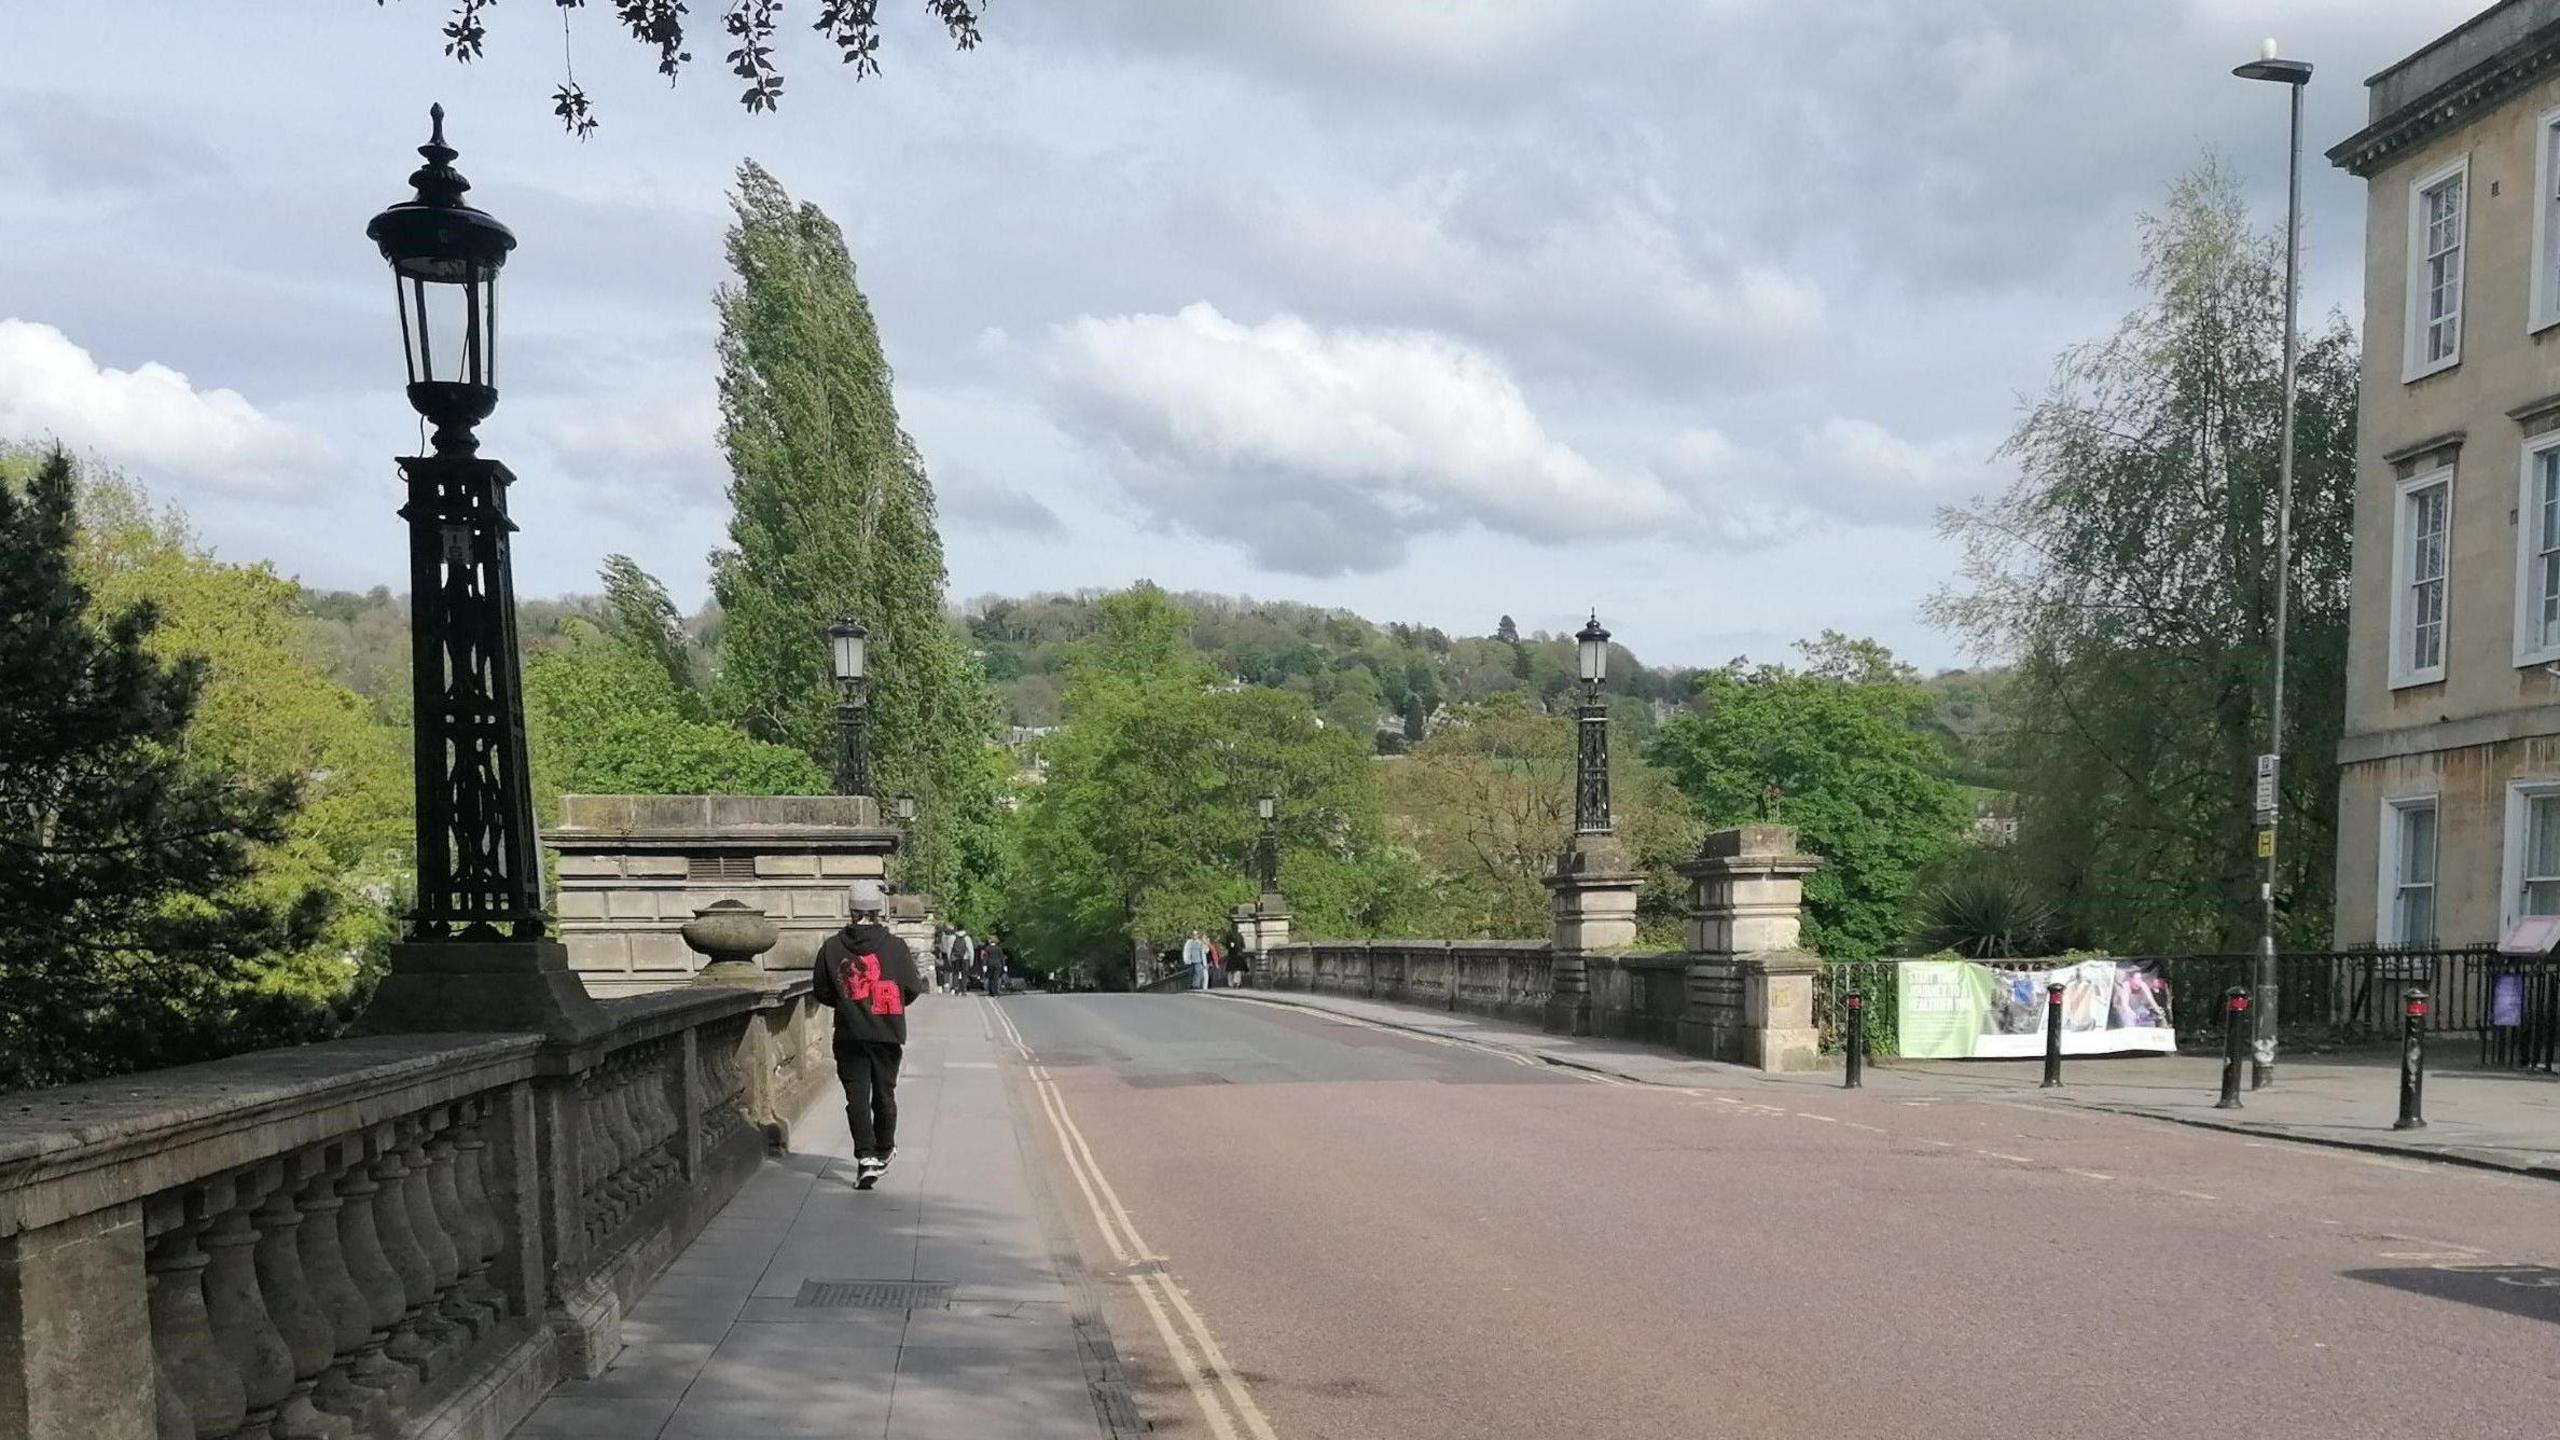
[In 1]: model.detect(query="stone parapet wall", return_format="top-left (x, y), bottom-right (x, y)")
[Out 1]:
top-left (0, 980), bottom-right (832, 1440)
top-left (547, 794), bottom-right (901, 995)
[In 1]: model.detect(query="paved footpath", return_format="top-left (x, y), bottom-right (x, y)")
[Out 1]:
top-left (510, 996), bottom-right (1124, 1440)
top-left (1228, 986), bottom-right (2560, 1179)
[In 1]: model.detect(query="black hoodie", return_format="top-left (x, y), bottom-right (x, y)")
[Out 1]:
top-left (814, 921), bottom-right (923, 1046)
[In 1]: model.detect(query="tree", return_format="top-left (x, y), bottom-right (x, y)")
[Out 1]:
top-left (600, 553), bottom-right (700, 709)
top-left (1932, 163), bottom-right (2358, 952)
top-left (708, 161), bottom-right (1004, 920)
top-left (382, 0), bottom-right (986, 135)
top-left (1496, 615), bottom-right (1519, 644)
top-left (1645, 642), bottom-right (1969, 959)
top-left (1387, 698), bottom-right (1700, 943)
top-left (0, 452), bottom-right (326, 1091)
top-left (524, 621), bottom-right (826, 807)
top-left (997, 587), bottom-right (1416, 981)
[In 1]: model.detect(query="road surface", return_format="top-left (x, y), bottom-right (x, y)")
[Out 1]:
top-left (989, 991), bottom-right (2560, 1440)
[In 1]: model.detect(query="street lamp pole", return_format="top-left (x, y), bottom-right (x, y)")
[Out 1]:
top-left (1574, 615), bottom-right (1613, 836)
top-left (827, 617), bottom-right (870, 797)
top-left (1255, 793), bottom-right (1278, 894)
top-left (2236, 40), bottom-right (2312, 1090)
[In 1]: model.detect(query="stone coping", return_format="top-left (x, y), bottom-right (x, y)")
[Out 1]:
top-left (0, 980), bottom-right (815, 1239)
top-left (1285, 938), bottom-right (1554, 954)
top-left (549, 793), bottom-right (900, 847)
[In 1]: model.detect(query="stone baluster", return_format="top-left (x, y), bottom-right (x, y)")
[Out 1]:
top-left (641, 1046), bottom-right (680, 1188)
top-left (247, 1160), bottom-right (355, 1440)
top-left (198, 1174), bottom-right (297, 1440)
top-left (361, 1130), bottom-right (446, 1381)
top-left (295, 1145), bottom-right (395, 1438)
top-left (146, 1197), bottom-right (241, 1439)
top-left (448, 1100), bottom-right (510, 1324)
top-left (576, 1073), bottom-right (614, 1243)
top-left (422, 1111), bottom-right (498, 1340)
top-left (394, 1116), bottom-right (467, 1351)
top-left (604, 1058), bottom-right (644, 1216)
top-left (157, 1340), bottom-right (195, 1440)
top-left (329, 1139), bottom-right (421, 1413)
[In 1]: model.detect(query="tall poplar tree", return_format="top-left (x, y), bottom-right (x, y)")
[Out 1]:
top-left (709, 160), bottom-right (1002, 920)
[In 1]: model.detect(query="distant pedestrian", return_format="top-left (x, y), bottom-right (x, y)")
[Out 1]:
top-left (980, 933), bottom-right (1011, 995)
top-left (1182, 931), bottom-right (1210, 991)
top-left (815, 880), bottom-right (922, 1190)
top-left (1225, 928), bottom-right (1252, 989)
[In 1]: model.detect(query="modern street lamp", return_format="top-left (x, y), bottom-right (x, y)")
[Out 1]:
top-left (2236, 38), bottom-right (2312, 1090)
top-left (827, 616), bottom-right (871, 797)
top-left (366, 104), bottom-right (539, 942)
top-left (1255, 792), bottom-right (1278, 894)
top-left (1574, 615), bottom-right (1613, 836)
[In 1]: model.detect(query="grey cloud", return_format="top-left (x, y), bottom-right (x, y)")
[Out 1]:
top-left (0, 92), bottom-right (220, 197)
top-left (941, 481), bottom-right (1064, 537)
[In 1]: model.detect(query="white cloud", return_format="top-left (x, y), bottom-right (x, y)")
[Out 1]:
top-left (1802, 417), bottom-right (1993, 520)
top-left (0, 319), bottom-right (336, 495)
top-left (1045, 302), bottom-right (1684, 573)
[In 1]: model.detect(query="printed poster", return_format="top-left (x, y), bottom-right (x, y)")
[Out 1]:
top-left (1896, 958), bottom-right (2176, 1059)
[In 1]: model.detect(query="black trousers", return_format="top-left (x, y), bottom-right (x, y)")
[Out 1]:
top-left (836, 1040), bottom-right (903, 1158)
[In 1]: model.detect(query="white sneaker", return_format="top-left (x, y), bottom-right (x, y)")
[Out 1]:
top-left (854, 1156), bottom-right (883, 1190)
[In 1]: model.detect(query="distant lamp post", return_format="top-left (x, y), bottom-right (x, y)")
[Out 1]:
top-left (1255, 793), bottom-right (1279, 894)
top-left (366, 104), bottom-right (538, 941)
top-left (827, 616), bottom-right (870, 796)
top-left (1574, 614), bottom-right (1612, 836)
top-left (894, 792), bottom-right (918, 824)
top-left (2236, 38), bottom-right (2313, 1090)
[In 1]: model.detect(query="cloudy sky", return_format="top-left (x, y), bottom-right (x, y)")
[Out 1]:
top-left (0, 1), bottom-right (2488, 670)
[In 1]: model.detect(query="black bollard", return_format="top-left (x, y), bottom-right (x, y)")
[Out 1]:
top-left (2395, 987), bottom-right (2429, 1131)
top-left (1843, 989), bottom-right (1865, 1089)
top-left (2216, 987), bottom-right (2248, 1110)
top-left (2041, 981), bottom-right (2065, 1089)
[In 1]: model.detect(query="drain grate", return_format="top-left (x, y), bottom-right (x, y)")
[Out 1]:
top-left (793, 1279), bottom-right (954, 1310)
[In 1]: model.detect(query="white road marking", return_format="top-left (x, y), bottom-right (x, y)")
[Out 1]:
top-left (1795, 1112), bottom-right (1838, 1123)
top-left (1979, 1151), bottom-right (2034, 1165)
top-left (2064, 1169), bottom-right (2115, 1182)
top-left (990, 999), bottom-right (1281, 1440)
top-left (1843, 1122), bottom-right (1887, 1134)
top-left (2171, 1189), bottom-right (2219, 1202)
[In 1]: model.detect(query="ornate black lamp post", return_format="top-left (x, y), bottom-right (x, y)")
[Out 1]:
top-left (358, 107), bottom-right (601, 1039)
top-left (828, 617), bottom-right (871, 796)
top-left (1574, 615), bottom-right (1612, 836)
top-left (369, 105), bottom-right (537, 941)
top-left (1255, 793), bottom-right (1279, 894)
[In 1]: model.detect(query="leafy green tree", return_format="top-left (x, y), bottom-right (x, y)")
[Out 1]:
top-left (524, 622), bottom-right (826, 807)
top-left (998, 586), bottom-right (1412, 980)
top-left (1646, 641), bottom-right (1968, 959)
top-left (1933, 163), bottom-right (2358, 951)
top-left (0, 452), bottom-right (328, 1091)
top-left (600, 553), bottom-right (701, 710)
top-left (1387, 698), bottom-right (1700, 944)
top-left (708, 160), bottom-right (1004, 919)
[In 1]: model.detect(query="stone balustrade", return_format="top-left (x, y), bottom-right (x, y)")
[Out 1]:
top-left (0, 981), bottom-right (831, 1440)
top-left (1259, 825), bottom-right (1827, 1073)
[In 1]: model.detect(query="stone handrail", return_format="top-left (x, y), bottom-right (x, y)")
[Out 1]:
top-left (0, 980), bottom-right (832, 1440)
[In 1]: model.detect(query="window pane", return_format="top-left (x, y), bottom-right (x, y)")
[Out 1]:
top-left (2531, 795), bottom-right (2560, 880)
top-left (2528, 878), bottom-right (2560, 918)
top-left (2401, 805), bottom-right (2437, 885)
top-left (2402, 885), bottom-right (2436, 945)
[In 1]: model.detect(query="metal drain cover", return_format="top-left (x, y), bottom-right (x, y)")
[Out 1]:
top-left (793, 1279), bottom-right (954, 1310)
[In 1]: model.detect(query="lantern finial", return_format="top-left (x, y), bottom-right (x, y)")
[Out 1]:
top-left (406, 104), bottom-right (472, 209)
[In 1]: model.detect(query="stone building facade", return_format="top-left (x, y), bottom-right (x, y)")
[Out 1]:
top-left (2330, 1), bottom-right (2560, 947)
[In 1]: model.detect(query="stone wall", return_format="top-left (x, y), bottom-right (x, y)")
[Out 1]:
top-left (0, 980), bottom-right (832, 1440)
top-left (548, 794), bottom-right (901, 995)
top-left (1258, 825), bottom-right (1825, 1073)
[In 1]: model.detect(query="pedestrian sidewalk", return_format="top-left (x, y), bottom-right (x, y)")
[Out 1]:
top-left (1224, 987), bottom-right (2560, 1181)
top-left (510, 997), bottom-right (1121, 1440)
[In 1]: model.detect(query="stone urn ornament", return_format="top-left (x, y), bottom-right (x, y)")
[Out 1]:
top-left (682, 899), bottom-right (781, 985)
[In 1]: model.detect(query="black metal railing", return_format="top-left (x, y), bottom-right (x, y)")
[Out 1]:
top-left (1814, 947), bottom-right (2544, 1063)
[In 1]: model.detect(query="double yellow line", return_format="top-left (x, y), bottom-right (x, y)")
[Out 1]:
top-left (986, 999), bottom-right (1282, 1440)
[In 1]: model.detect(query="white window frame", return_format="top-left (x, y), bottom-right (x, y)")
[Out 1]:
top-left (2404, 155), bottom-right (2470, 381)
top-left (2515, 434), bottom-right (2560, 666)
top-left (2379, 794), bottom-right (2441, 947)
top-left (2533, 108), bottom-right (2560, 334)
top-left (2502, 779), bottom-right (2560, 932)
top-left (2389, 465), bottom-right (2453, 687)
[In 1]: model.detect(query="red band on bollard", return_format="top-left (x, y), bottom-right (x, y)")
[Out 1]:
top-left (2408, 1000), bottom-right (2428, 1017)
top-left (1845, 996), bottom-right (1863, 1009)
top-left (2229, 995), bottom-right (2249, 1011)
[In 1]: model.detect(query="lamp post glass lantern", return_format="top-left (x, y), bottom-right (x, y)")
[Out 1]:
top-left (1574, 614), bottom-right (1612, 835)
top-left (365, 105), bottom-right (542, 943)
top-left (366, 104), bottom-right (516, 454)
top-left (1255, 793), bottom-right (1278, 893)
top-left (895, 793), bottom-right (918, 823)
top-left (828, 616), bottom-right (871, 797)
top-left (2235, 39), bottom-right (2312, 1089)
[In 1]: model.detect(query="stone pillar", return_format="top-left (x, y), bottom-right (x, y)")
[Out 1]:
top-left (1542, 834), bottom-right (1641, 1036)
top-left (0, 1203), bottom-right (154, 1440)
top-left (1676, 825), bottom-right (1823, 1072)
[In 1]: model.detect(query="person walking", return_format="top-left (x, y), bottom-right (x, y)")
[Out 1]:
top-left (1182, 930), bottom-right (1210, 991)
top-left (979, 932), bottom-right (1011, 996)
top-left (1225, 928), bottom-right (1252, 990)
top-left (814, 880), bottom-right (922, 1190)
